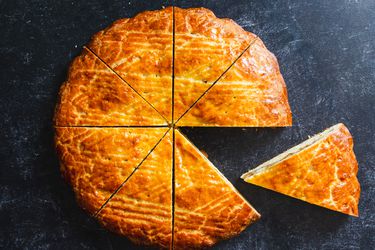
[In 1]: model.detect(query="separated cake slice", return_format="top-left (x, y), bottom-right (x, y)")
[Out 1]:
top-left (174, 7), bottom-right (258, 121)
top-left (88, 7), bottom-right (173, 122)
top-left (174, 130), bottom-right (260, 249)
top-left (54, 127), bottom-right (168, 215)
top-left (242, 123), bottom-right (360, 216)
top-left (54, 47), bottom-right (167, 126)
top-left (177, 38), bottom-right (292, 127)
top-left (96, 129), bottom-right (173, 249)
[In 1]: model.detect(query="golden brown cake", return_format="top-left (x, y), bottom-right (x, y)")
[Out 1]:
top-left (174, 130), bottom-right (260, 248)
top-left (97, 129), bottom-right (173, 249)
top-left (177, 38), bottom-right (292, 127)
top-left (174, 7), bottom-right (258, 121)
top-left (242, 123), bottom-right (360, 216)
top-left (54, 127), bottom-right (168, 215)
top-left (54, 6), bottom-right (298, 249)
top-left (54, 47), bottom-right (167, 126)
top-left (88, 7), bottom-right (173, 122)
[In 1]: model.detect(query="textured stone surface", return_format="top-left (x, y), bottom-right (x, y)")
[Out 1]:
top-left (0, 0), bottom-right (374, 249)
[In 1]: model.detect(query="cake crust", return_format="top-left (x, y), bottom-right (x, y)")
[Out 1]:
top-left (174, 7), bottom-right (258, 121)
top-left (242, 123), bottom-right (360, 216)
top-left (55, 127), bottom-right (167, 215)
top-left (97, 130), bottom-right (173, 249)
top-left (54, 47), bottom-right (167, 126)
top-left (174, 130), bottom-right (260, 248)
top-left (177, 38), bottom-right (292, 127)
top-left (88, 7), bottom-right (173, 121)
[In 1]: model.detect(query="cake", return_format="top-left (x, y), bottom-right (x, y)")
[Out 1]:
top-left (54, 6), bottom-right (292, 249)
top-left (241, 123), bottom-right (360, 216)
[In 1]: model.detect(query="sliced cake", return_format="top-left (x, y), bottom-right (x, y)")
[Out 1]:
top-left (174, 130), bottom-right (260, 248)
top-left (55, 127), bottom-right (168, 215)
top-left (174, 7), bottom-right (257, 121)
top-left (242, 123), bottom-right (360, 216)
top-left (96, 129), bottom-right (173, 249)
top-left (88, 7), bottom-right (173, 121)
top-left (54, 47), bottom-right (167, 126)
top-left (177, 38), bottom-right (292, 127)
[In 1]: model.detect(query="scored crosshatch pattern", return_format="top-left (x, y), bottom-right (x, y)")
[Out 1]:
top-left (173, 7), bottom-right (259, 122)
top-left (54, 47), bottom-right (168, 126)
top-left (54, 127), bottom-right (169, 216)
top-left (53, 6), bottom-right (290, 249)
top-left (241, 123), bottom-right (360, 217)
top-left (96, 129), bottom-right (173, 249)
top-left (87, 7), bottom-right (174, 122)
top-left (173, 130), bottom-right (260, 248)
top-left (176, 37), bottom-right (292, 127)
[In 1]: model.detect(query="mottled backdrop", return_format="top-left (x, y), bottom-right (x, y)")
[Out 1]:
top-left (1, 0), bottom-right (374, 249)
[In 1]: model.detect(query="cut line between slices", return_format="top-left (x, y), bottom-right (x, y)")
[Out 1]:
top-left (84, 46), bottom-right (170, 125)
top-left (174, 37), bottom-right (259, 125)
top-left (54, 6), bottom-right (278, 249)
top-left (77, 9), bottom-right (260, 129)
top-left (93, 127), bottom-right (171, 217)
top-left (171, 6), bottom-right (176, 125)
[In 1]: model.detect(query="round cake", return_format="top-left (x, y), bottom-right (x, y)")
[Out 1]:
top-left (54, 6), bottom-right (291, 249)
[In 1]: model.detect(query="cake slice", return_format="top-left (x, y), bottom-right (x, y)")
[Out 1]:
top-left (55, 127), bottom-right (168, 215)
top-left (177, 38), bottom-right (292, 127)
top-left (96, 129), bottom-right (172, 249)
top-left (241, 123), bottom-right (360, 216)
top-left (174, 7), bottom-right (257, 121)
top-left (54, 47), bottom-right (167, 126)
top-left (88, 7), bottom-right (173, 122)
top-left (174, 130), bottom-right (260, 248)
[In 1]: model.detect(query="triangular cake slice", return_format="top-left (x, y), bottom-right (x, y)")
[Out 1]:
top-left (174, 7), bottom-right (257, 121)
top-left (96, 129), bottom-right (173, 249)
top-left (174, 130), bottom-right (260, 248)
top-left (55, 127), bottom-right (168, 215)
top-left (88, 7), bottom-right (173, 122)
top-left (54, 47), bottom-right (167, 126)
top-left (242, 123), bottom-right (360, 216)
top-left (177, 38), bottom-right (292, 127)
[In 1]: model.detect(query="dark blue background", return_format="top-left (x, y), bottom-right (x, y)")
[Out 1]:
top-left (1, 0), bottom-right (374, 249)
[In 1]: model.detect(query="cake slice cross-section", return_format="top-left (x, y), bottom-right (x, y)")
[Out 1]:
top-left (173, 7), bottom-right (258, 122)
top-left (88, 7), bottom-right (173, 122)
top-left (55, 127), bottom-right (168, 215)
top-left (174, 130), bottom-right (260, 248)
top-left (177, 38), bottom-right (292, 127)
top-left (54, 47), bottom-right (167, 126)
top-left (96, 129), bottom-right (173, 249)
top-left (242, 123), bottom-right (360, 216)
